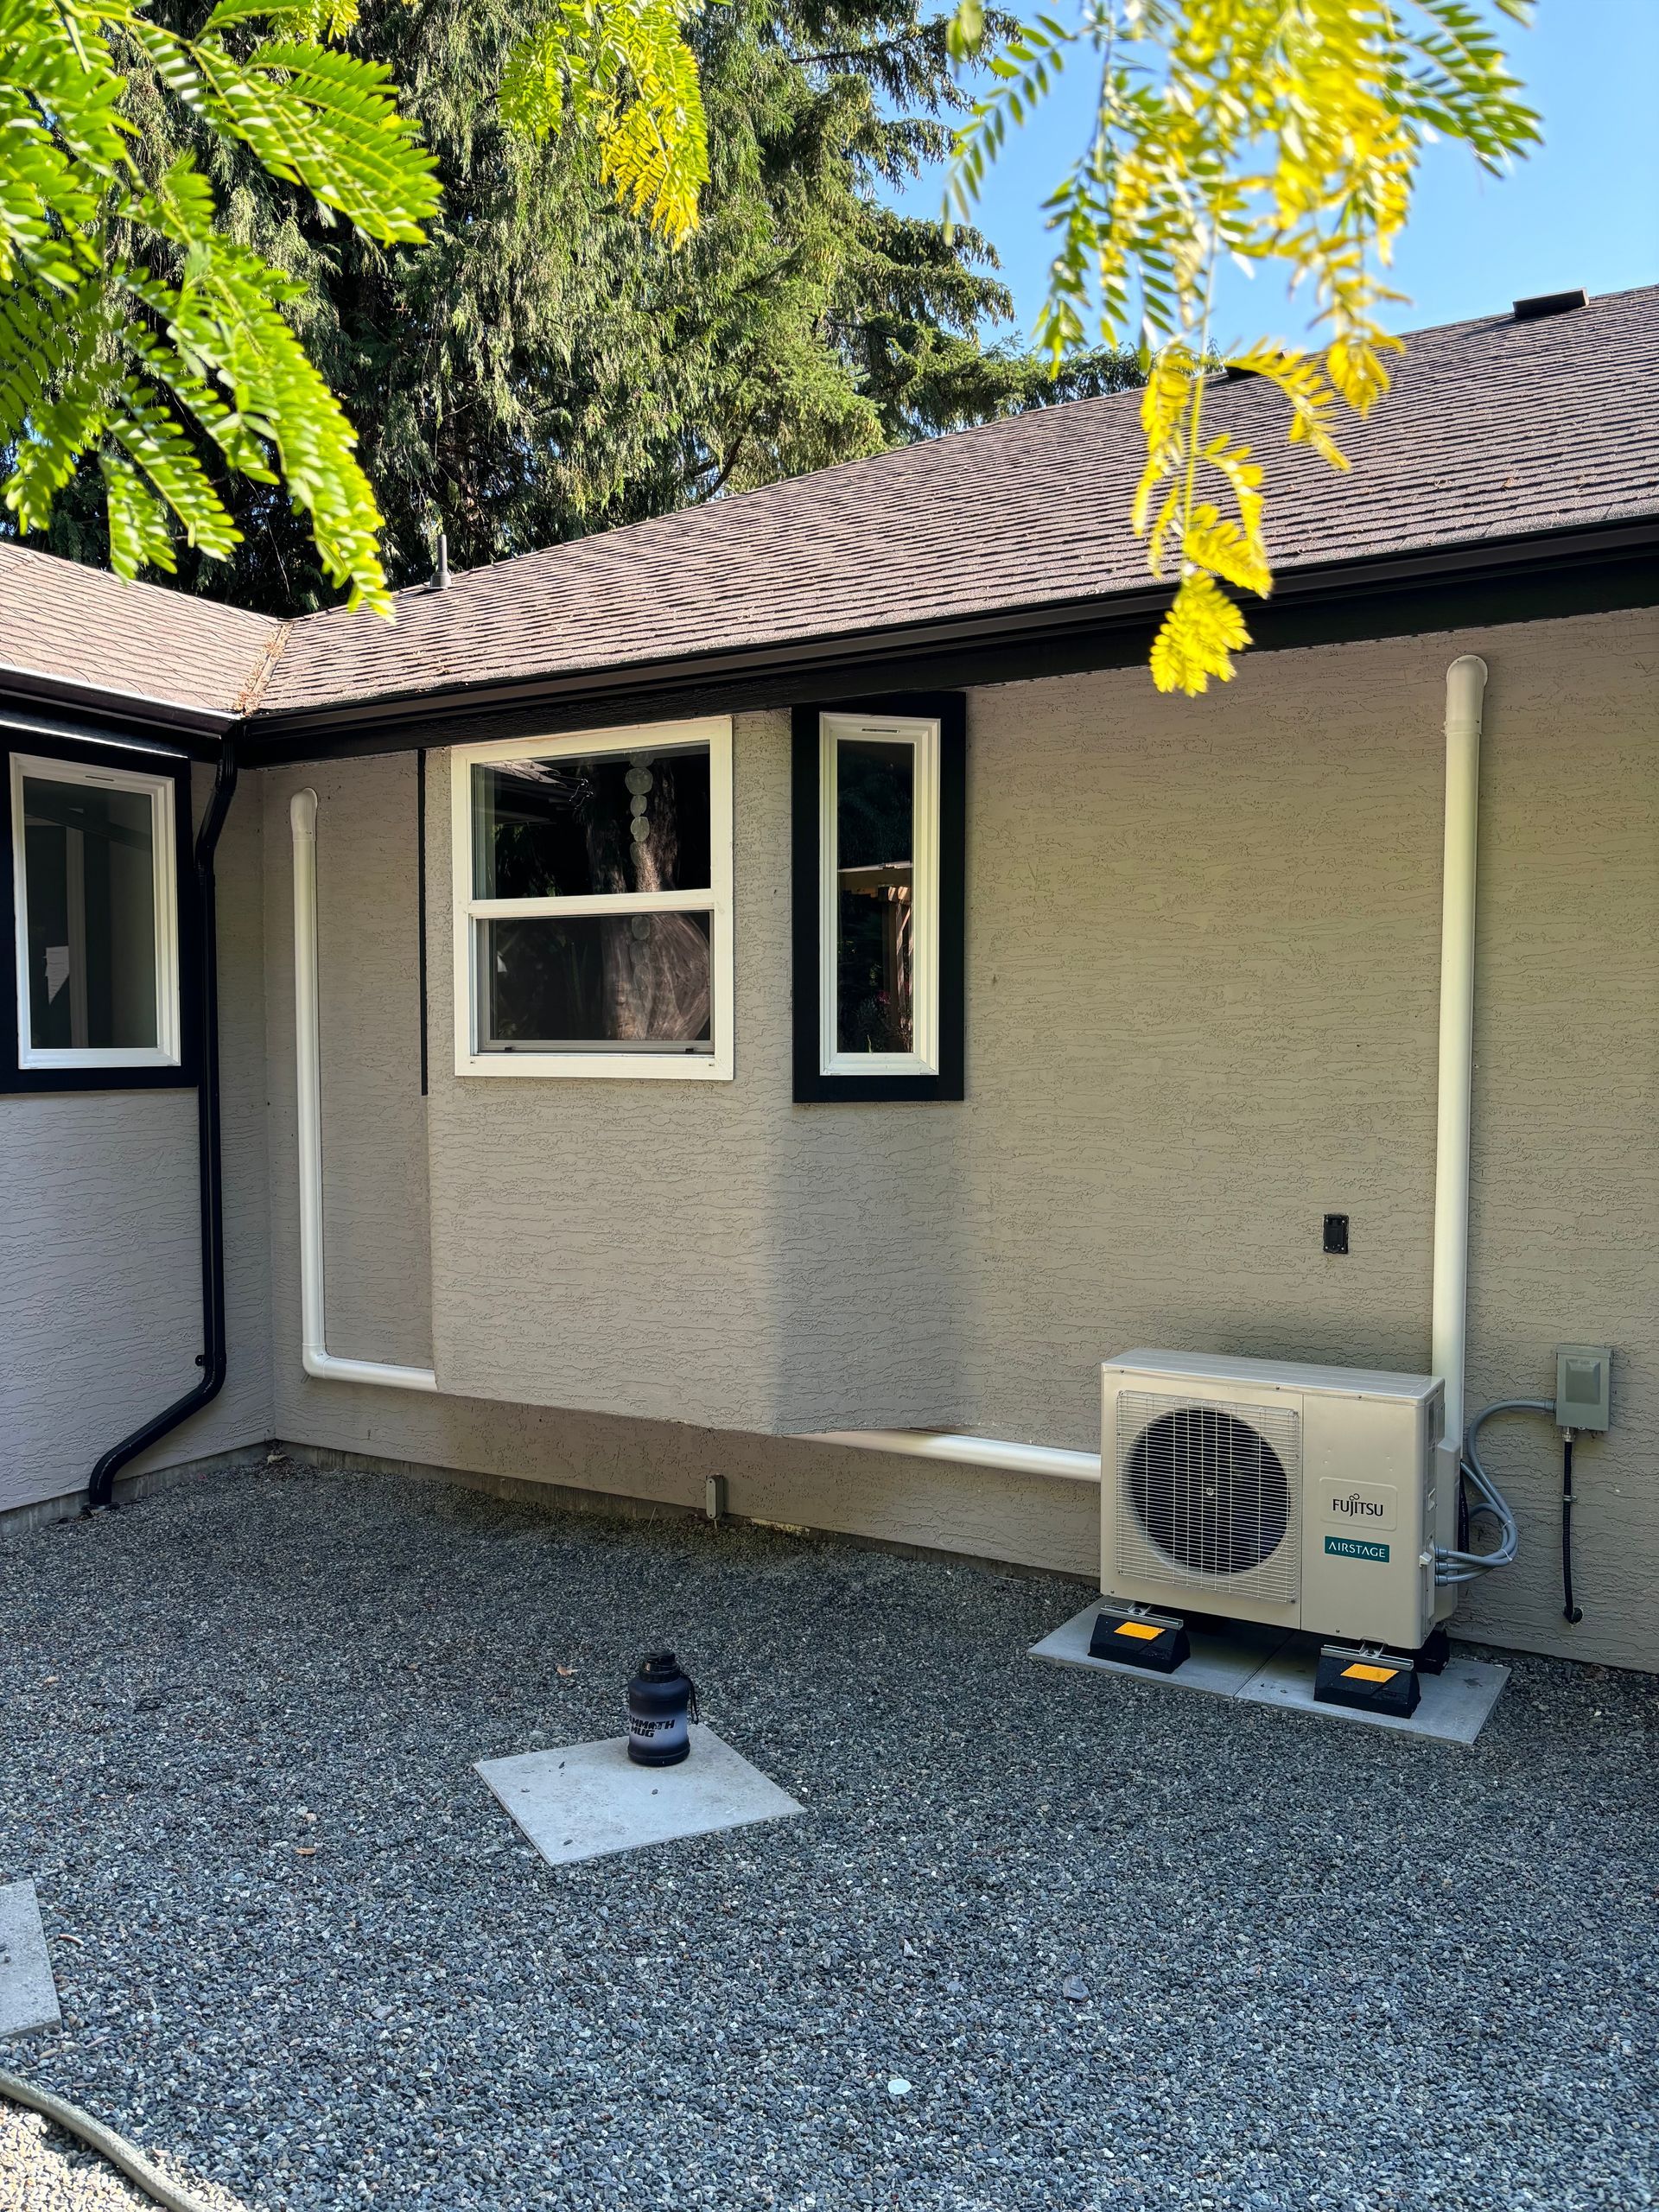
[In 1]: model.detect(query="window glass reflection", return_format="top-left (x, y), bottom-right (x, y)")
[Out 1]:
top-left (473, 747), bottom-right (711, 899)
top-left (835, 739), bottom-right (913, 1055)
top-left (22, 777), bottom-right (158, 1050)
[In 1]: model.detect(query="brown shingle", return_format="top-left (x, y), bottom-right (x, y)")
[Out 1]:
top-left (258, 286), bottom-right (1658, 719)
top-left (4, 288), bottom-right (1654, 728)
top-left (0, 543), bottom-right (283, 719)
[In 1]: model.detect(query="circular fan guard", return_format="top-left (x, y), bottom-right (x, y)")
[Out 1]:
top-left (1126, 1405), bottom-right (1290, 1576)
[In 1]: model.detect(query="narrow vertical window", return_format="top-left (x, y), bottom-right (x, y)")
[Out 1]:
top-left (821, 715), bottom-right (938, 1075)
top-left (793, 696), bottom-right (964, 1103)
top-left (8, 753), bottom-right (181, 1073)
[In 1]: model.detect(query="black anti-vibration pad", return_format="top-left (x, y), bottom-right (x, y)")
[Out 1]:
top-left (1089, 1609), bottom-right (1191, 1674)
top-left (1410, 1626), bottom-right (1452, 1675)
top-left (1313, 1647), bottom-right (1421, 1719)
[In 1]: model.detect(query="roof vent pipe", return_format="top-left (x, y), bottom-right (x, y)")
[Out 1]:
top-left (290, 788), bottom-right (437, 1393)
top-left (1431, 655), bottom-right (1488, 1451)
top-left (432, 532), bottom-right (449, 591)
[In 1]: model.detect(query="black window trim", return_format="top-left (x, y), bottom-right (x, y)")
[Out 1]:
top-left (791, 690), bottom-right (965, 1103)
top-left (1, 728), bottom-right (201, 1094)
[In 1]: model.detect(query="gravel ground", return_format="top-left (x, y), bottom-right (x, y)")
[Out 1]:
top-left (1, 1458), bottom-right (1656, 2212)
top-left (0, 2100), bottom-right (251, 2212)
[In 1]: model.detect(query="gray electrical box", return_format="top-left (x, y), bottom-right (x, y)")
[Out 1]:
top-left (1555, 1344), bottom-right (1612, 1433)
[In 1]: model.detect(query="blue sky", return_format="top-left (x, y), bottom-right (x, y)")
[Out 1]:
top-left (892, 0), bottom-right (1659, 350)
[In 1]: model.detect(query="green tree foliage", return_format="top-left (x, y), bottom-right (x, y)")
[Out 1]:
top-left (1, 0), bottom-right (443, 612)
top-left (23, 0), bottom-right (1141, 613)
top-left (947, 0), bottom-right (1541, 693)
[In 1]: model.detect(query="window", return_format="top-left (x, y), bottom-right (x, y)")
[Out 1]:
top-left (791, 696), bottom-right (965, 1103)
top-left (452, 718), bottom-right (734, 1079)
top-left (6, 751), bottom-right (183, 1080)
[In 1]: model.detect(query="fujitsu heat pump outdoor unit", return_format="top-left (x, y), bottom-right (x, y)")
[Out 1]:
top-left (1102, 1351), bottom-right (1453, 1653)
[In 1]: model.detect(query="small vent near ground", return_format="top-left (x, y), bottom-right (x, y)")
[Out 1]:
top-left (1116, 1391), bottom-right (1300, 1602)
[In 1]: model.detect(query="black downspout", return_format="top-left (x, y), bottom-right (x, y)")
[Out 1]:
top-left (86, 738), bottom-right (238, 1511)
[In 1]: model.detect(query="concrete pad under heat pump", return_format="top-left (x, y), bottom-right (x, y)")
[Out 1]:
top-left (1033, 1602), bottom-right (1510, 1745)
top-left (0, 1879), bottom-right (61, 2041)
top-left (476, 1726), bottom-right (804, 1867)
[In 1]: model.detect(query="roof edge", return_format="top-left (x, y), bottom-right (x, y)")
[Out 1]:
top-left (245, 515), bottom-right (1659, 748)
top-left (0, 661), bottom-right (235, 748)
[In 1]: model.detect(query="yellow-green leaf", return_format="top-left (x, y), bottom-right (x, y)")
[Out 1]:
top-left (1150, 573), bottom-right (1251, 696)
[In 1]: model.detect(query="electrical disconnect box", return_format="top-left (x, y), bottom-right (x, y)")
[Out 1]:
top-left (1555, 1344), bottom-right (1612, 1433)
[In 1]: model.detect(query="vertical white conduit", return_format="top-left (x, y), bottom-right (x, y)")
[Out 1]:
top-left (1430, 656), bottom-right (1489, 1452)
top-left (290, 788), bottom-right (438, 1392)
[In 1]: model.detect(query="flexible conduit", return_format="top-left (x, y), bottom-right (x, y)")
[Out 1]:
top-left (290, 788), bottom-right (436, 1391)
top-left (1435, 1396), bottom-right (1543, 1583)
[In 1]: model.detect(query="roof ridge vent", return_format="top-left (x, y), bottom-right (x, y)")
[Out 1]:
top-left (1512, 288), bottom-right (1587, 321)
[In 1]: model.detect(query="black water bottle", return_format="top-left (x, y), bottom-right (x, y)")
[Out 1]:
top-left (626, 1650), bottom-right (699, 1766)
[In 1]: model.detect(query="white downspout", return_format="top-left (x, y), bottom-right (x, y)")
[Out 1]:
top-left (290, 789), bottom-right (437, 1392)
top-left (1430, 656), bottom-right (1488, 1452)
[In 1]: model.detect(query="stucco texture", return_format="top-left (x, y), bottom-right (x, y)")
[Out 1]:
top-left (0, 766), bottom-right (273, 1517)
top-left (252, 606), bottom-right (1656, 1668)
top-left (255, 748), bottom-right (1051, 1562)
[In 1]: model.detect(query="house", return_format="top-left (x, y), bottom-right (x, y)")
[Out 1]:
top-left (3, 286), bottom-right (1655, 1672)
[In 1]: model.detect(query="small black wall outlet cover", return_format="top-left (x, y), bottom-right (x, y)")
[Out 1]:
top-left (1323, 1213), bottom-right (1350, 1255)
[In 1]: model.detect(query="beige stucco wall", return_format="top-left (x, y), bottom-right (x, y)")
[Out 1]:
top-left (424, 716), bottom-right (970, 1433)
top-left (251, 603), bottom-right (1657, 1668)
top-left (256, 754), bottom-right (1053, 1561)
top-left (0, 765), bottom-right (274, 1518)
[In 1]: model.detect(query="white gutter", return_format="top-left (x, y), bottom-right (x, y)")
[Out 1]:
top-left (1430, 656), bottom-right (1488, 1450)
top-left (799, 1430), bottom-right (1101, 1485)
top-left (290, 788), bottom-right (437, 1392)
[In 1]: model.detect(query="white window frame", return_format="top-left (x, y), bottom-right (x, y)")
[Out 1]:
top-left (819, 709), bottom-right (940, 1078)
top-left (10, 752), bottom-right (181, 1072)
top-left (451, 716), bottom-right (734, 1081)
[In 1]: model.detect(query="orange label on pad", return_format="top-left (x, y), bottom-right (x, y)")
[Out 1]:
top-left (1342, 1662), bottom-right (1398, 1683)
top-left (1114, 1621), bottom-right (1163, 1642)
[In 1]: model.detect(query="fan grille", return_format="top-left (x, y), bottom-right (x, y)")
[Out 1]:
top-left (1115, 1391), bottom-right (1300, 1600)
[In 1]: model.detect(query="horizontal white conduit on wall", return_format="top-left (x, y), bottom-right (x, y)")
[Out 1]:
top-left (290, 788), bottom-right (437, 1393)
top-left (800, 1431), bottom-right (1103, 1484)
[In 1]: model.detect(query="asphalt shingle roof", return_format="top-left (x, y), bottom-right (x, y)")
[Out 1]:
top-left (257, 285), bottom-right (1659, 717)
top-left (2, 287), bottom-right (1653, 726)
top-left (0, 541), bottom-right (283, 721)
